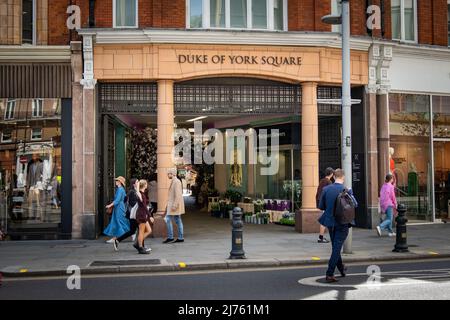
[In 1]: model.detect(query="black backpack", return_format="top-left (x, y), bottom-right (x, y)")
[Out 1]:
top-left (333, 189), bottom-right (356, 225)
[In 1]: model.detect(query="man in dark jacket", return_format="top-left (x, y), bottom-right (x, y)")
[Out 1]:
top-left (316, 167), bottom-right (334, 243)
top-left (318, 168), bottom-right (354, 283)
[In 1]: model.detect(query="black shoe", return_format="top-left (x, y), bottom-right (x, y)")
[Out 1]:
top-left (339, 265), bottom-right (348, 277)
top-left (138, 247), bottom-right (150, 254)
top-left (325, 276), bottom-right (338, 283)
top-left (318, 237), bottom-right (330, 243)
top-left (133, 242), bottom-right (139, 251)
top-left (163, 238), bottom-right (175, 244)
top-left (174, 239), bottom-right (184, 243)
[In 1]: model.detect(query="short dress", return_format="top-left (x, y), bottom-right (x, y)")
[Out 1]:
top-left (136, 192), bottom-right (151, 224)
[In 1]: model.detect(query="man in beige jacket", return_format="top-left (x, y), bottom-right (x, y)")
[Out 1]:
top-left (163, 168), bottom-right (185, 243)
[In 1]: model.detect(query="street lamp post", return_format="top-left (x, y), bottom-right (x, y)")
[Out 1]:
top-left (322, 0), bottom-right (353, 254)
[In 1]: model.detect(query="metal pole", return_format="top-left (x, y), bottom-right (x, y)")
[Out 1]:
top-left (341, 0), bottom-right (353, 254)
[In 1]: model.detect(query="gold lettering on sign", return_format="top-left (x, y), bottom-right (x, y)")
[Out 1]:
top-left (177, 54), bottom-right (302, 67)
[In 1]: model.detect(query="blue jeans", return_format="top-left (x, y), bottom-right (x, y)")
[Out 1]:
top-left (165, 214), bottom-right (184, 240)
top-left (379, 206), bottom-right (394, 233)
top-left (326, 224), bottom-right (349, 277)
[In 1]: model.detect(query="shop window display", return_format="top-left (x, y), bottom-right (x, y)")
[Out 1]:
top-left (389, 93), bottom-right (432, 222)
top-left (0, 98), bottom-right (62, 236)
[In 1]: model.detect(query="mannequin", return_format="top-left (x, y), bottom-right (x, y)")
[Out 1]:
top-left (389, 147), bottom-right (397, 186)
top-left (26, 153), bottom-right (44, 220)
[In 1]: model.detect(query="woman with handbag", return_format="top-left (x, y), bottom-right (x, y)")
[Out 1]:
top-left (135, 179), bottom-right (154, 254)
top-left (104, 176), bottom-right (130, 243)
top-left (113, 178), bottom-right (145, 252)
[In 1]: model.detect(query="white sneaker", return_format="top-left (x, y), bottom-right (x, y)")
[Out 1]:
top-left (106, 238), bottom-right (115, 244)
top-left (132, 234), bottom-right (136, 242)
top-left (388, 232), bottom-right (396, 237)
top-left (145, 247), bottom-right (152, 252)
top-left (376, 226), bottom-right (382, 237)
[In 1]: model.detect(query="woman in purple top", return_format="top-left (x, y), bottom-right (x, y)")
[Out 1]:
top-left (377, 174), bottom-right (398, 237)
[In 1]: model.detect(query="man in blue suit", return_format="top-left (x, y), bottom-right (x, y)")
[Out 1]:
top-left (318, 168), bottom-right (355, 283)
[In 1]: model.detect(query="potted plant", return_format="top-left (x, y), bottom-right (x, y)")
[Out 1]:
top-left (224, 189), bottom-right (243, 206)
top-left (253, 199), bottom-right (265, 214)
top-left (210, 202), bottom-right (221, 218)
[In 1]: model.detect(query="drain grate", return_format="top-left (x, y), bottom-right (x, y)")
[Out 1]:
top-left (89, 259), bottom-right (161, 267)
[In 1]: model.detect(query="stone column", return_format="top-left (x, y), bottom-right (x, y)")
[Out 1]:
top-left (73, 34), bottom-right (97, 239)
top-left (377, 93), bottom-right (390, 190)
top-left (296, 82), bottom-right (321, 233)
top-left (153, 80), bottom-right (175, 238)
top-left (71, 41), bottom-right (83, 238)
top-left (366, 89), bottom-right (380, 228)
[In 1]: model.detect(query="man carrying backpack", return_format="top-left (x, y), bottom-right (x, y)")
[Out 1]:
top-left (318, 169), bottom-right (357, 283)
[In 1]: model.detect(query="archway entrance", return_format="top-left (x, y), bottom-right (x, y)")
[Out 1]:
top-left (96, 78), bottom-right (342, 236)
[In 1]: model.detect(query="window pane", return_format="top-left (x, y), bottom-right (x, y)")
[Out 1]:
top-left (273, 0), bottom-right (284, 30)
top-left (116, 0), bottom-right (136, 27)
top-left (0, 98), bottom-right (63, 234)
top-left (389, 93), bottom-right (432, 222)
top-left (391, 0), bottom-right (401, 39)
top-left (22, 0), bottom-right (33, 44)
top-left (404, 0), bottom-right (415, 41)
top-left (252, 0), bottom-right (267, 29)
top-left (210, 0), bottom-right (225, 28)
top-left (447, 4), bottom-right (450, 46)
top-left (231, 0), bottom-right (247, 28)
top-left (190, 0), bottom-right (203, 28)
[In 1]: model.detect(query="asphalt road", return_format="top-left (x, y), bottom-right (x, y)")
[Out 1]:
top-left (1, 258), bottom-right (450, 300)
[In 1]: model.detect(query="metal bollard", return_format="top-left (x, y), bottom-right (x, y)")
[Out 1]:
top-left (229, 207), bottom-right (246, 259)
top-left (393, 204), bottom-right (409, 253)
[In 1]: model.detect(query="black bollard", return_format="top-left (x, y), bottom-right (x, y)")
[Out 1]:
top-left (393, 204), bottom-right (409, 253)
top-left (229, 207), bottom-right (246, 259)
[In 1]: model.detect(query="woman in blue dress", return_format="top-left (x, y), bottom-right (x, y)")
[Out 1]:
top-left (104, 176), bottom-right (130, 242)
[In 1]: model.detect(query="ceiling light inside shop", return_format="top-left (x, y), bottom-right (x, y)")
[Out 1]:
top-left (186, 116), bottom-right (208, 122)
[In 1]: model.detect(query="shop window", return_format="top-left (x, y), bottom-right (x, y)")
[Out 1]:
top-left (389, 93), bottom-right (431, 222)
top-left (1, 129), bottom-right (12, 143)
top-left (31, 128), bottom-right (42, 141)
top-left (188, 0), bottom-right (287, 31)
top-left (4, 100), bottom-right (16, 120)
top-left (32, 99), bottom-right (43, 118)
top-left (391, 0), bottom-right (417, 42)
top-left (114, 0), bottom-right (138, 28)
top-left (22, 0), bottom-right (35, 44)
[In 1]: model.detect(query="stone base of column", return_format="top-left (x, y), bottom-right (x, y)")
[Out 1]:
top-left (152, 213), bottom-right (180, 239)
top-left (81, 212), bottom-right (97, 239)
top-left (368, 206), bottom-right (381, 229)
top-left (152, 213), bottom-right (167, 238)
top-left (295, 209), bottom-right (322, 233)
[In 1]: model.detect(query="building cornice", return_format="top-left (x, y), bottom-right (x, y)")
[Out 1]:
top-left (77, 28), bottom-right (373, 51)
top-left (0, 45), bottom-right (71, 62)
top-left (371, 39), bottom-right (450, 61)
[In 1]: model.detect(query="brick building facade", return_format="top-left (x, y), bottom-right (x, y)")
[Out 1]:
top-left (1, 1), bottom-right (450, 239)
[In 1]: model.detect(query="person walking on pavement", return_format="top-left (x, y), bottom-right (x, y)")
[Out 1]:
top-left (104, 176), bottom-right (130, 243)
top-left (113, 178), bottom-right (140, 251)
top-left (135, 179), bottom-right (154, 254)
top-left (318, 169), bottom-right (356, 283)
top-left (163, 168), bottom-right (185, 244)
top-left (316, 167), bottom-right (335, 243)
top-left (377, 173), bottom-right (397, 237)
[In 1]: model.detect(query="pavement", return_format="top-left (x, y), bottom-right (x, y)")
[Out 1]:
top-left (1, 208), bottom-right (450, 278)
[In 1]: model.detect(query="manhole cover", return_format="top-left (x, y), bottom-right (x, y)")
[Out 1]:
top-left (89, 259), bottom-right (161, 267)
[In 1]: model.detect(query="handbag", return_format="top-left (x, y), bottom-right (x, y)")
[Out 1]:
top-left (130, 203), bottom-right (138, 220)
top-left (106, 205), bottom-right (113, 215)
